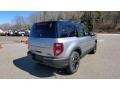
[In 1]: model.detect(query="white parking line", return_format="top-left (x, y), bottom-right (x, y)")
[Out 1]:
top-left (98, 34), bottom-right (120, 36)
top-left (98, 39), bottom-right (104, 42)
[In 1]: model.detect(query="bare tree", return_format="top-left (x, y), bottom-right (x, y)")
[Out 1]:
top-left (0, 23), bottom-right (11, 31)
top-left (13, 16), bottom-right (26, 30)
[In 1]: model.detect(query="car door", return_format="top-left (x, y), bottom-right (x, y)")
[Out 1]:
top-left (83, 26), bottom-right (94, 50)
top-left (76, 24), bottom-right (89, 54)
top-left (89, 32), bottom-right (96, 48)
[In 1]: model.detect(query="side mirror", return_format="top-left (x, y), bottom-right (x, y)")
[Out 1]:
top-left (89, 32), bottom-right (95, 36)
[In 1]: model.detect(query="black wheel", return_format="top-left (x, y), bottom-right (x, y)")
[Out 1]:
top-left (89, 43), bottom-right (97, 54)
top-left (65, 51), bottom-right (80, 74)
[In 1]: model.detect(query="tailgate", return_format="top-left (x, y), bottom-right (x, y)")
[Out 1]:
top-left (28, 37), bottom-right (56, 57)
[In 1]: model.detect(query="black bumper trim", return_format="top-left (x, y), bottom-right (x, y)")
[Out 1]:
top-left (27, 51), bottom-right (69, 68)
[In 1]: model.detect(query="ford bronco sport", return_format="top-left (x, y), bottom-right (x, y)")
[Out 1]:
top-left (27, 20), bottom-right (97, 74)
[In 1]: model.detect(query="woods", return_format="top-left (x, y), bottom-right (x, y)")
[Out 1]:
top-left (0, 11), bottom-right (120, 33)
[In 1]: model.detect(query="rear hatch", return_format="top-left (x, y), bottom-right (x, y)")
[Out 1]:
top-left (28, 21), bottom-right (57, 57)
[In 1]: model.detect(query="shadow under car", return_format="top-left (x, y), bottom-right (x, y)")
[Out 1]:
top-left (13, 56), bottom-right (69, 78)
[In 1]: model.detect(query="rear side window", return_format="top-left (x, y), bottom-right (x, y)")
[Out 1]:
top-left (30, 22), bottom-right (57, 38)
top-left (57, 22), bottom-right (77, 38)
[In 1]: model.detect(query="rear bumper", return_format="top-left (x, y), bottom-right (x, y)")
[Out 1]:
top-left (27, 51), bottom-right (69, 68)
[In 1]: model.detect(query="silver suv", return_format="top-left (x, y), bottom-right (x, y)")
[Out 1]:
top-left (27, 20), bottom-right (97, 74)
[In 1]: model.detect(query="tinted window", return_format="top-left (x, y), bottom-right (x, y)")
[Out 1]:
top-left (83, 25), bottom-right (89, 36)
top-left (76, 25), bottom-right (84, 37)
top-left (30, 22), bottom-right (57, 38)
top-left (68, 24), bottom-right (77, 37)
top-left (58, 22), bottom-right (76, 38)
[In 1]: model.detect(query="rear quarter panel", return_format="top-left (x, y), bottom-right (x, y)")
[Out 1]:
top-left (56, 37), bottom-right (84, 58)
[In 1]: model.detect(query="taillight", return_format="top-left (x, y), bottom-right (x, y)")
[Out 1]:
top-left (53, 43), bottom-right (64, 56)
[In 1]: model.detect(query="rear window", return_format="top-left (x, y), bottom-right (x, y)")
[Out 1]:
top-left (30, 22), bottom-right (57, 38)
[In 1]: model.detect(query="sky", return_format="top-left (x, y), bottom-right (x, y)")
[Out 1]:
top-left (0, 11), bottom-right (33, 24)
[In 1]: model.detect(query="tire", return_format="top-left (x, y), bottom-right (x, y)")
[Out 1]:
top-left (89, 43), bottom-right (97, 54)
top-left (65, 51), bottom-right (80, 74)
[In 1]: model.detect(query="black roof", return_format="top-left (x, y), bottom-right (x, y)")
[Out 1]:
top-left (34, 20), bottom-right (84, 26)
top-left (35, 20), bottom-right (78, 24)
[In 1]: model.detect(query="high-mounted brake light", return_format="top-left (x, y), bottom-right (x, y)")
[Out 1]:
top-left (53, 43), bottom-right (64, 56)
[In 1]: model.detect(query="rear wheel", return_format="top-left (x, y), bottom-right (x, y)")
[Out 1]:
top-left (65, 51), bottom-right (80, 74)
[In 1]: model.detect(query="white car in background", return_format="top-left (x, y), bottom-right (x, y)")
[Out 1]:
top-left (0, 29), bottom-right (6, 36)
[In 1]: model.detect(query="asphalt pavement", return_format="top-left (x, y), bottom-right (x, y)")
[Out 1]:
top-left (0, 34), bottom-right (120, 79)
